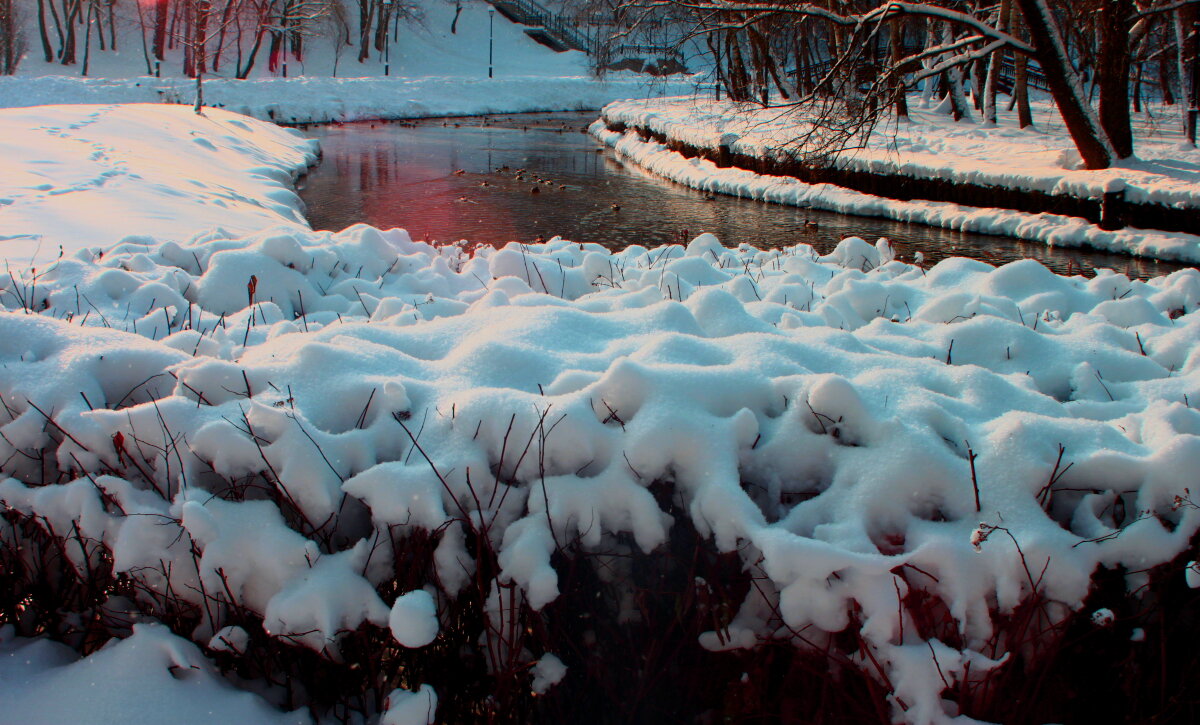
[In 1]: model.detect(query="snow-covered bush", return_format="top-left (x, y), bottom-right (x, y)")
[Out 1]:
top-left (3, 228), bottom-right (1200, 723)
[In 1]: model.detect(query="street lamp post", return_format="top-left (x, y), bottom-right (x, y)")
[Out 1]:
top-left (488, 8), bottom-right (494, 79)
top-left (383, 0), bottom-right (392, 76)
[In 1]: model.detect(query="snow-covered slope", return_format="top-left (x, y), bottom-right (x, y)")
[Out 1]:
top-left (0, 104), bottom-right (317, 269)
top-left (2, 0), bottom-right (695, 121)
top-left (12, 0), bottom-right (589, 79)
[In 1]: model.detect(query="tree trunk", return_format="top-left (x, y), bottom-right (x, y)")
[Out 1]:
top-left (135, 0), bottom-right (151, 73)
top-left (81, 0), bottom-right (92, 75)
top-left (1132, 63), bottom-right (1141, 113)
top-left (1172, 8), bottom-right (1194, 136)
top-left (60, 0), bottom-right (80, 65)
top-left (971, 55), bottom-right (986, 111)
top-left (36, 0), bottom-right (54, 62)
top-left (891, 19), bottom-right (908, 118)
top-left (47, 0), bottom-right (64, 58)
top-left (1160, 52), bottom-right (1175, 105)
top-left (1097, 0), bottom-right (1134, 158)
top-left (983, 0), bottom-right (1012, 125)
top-left (152, 0), bottom-right (167, 60)
top-left (96, 0), bottom-right (105, 51)
top-left (357, 0), bottom-right (374, 61)
top-left (1012, 0), bottom-right (1113, 169)
top-left (1014, 53), bottom-right (1032, 127)
top-left (237, 27), bottom-right (264, 78)
top-left (212, 0), bottom-right (234, 71)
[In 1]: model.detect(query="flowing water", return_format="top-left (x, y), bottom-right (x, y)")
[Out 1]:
top-left (298, 113), bottom-right (1187, 280)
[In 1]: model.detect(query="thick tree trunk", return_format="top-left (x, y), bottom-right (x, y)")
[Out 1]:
top-left (152, 0), bottom-right (167, 60)
top-left (1, 0), bottom-right (16, 74)
top-left (1014, 53), bottom-right (1033, 127)
top-left (357, 0), bottom-right (374, 61)
top-left (1012, 0), bottom-right (1113, 169)
top-left (1174, 10), bottom-right (1190, 133)
top-left (1097, 0), bottom-right (1134, 158)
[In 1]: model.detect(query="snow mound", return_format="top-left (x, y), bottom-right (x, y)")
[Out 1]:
top-left (381, 684), bottom-right (438, 725)
top-left (4, 227), bottom-right (1200, 724)
top-left (0, 624), bottom-right (308, 724)
top-left (389, 590), bottom-right (439, 648)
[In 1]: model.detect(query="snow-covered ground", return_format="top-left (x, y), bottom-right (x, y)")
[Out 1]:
top-left (3, 103), bottom-right (1200, 725)
top-left (12, 0), bottom-right (592, 80)
top-left (1, 0), bottom-right (695, 124)
top-left (0, 74), bottom-right (693, 124)
top-left (595, 96), bottom-right (1200, 262)
top-left (0, 624), bottom-right (310, 724)
top-left (0, 104), bottom-right (318, 269)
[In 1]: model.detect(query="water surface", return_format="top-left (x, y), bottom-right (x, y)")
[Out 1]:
top-left (298, 114), bottom-right (1186, 280)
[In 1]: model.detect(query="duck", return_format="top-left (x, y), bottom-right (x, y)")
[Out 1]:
top-left (531, 186), bottom-right (540, 194)
top-left (610, 203), bottom-right (621, 211)
top-left (803, 219), bottom-right (819, 230)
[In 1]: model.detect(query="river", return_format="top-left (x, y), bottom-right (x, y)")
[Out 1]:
top-left (298, 113), bottom-right (1185, 280)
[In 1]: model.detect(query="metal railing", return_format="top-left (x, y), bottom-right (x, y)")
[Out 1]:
top-left (490, 0), bottom-right (683, 63)
top-left (492, 0), bottom-right (593, 53)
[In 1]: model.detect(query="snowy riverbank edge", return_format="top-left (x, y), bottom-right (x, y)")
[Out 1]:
top-left (593, 100), bottom-right (1200, 264)
top-left (0, 104), bottom-right (322, 269)
top-left (0, 75), bottom-right (695, 125)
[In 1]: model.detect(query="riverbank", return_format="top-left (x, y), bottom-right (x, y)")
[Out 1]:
top-left (0, 75), bottom-right (693, 125)
top-left (0, 104), bottom-right (318, 268)
top-left (595, 96), bottom-right (1200, 263)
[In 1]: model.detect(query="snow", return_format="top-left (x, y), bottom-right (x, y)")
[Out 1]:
top-left (0, 74), bottom-right (695, 125)
top-left (1187, 560), bottom-right (1200, 588)
top-left (2, 89), bottom-right (1200, 725)
top-left (0, 624), bottom-right (309, 724)
top-left (389, 590), bottom-right (440, 648)
top-left (0, 104), bottom-right (318, 268)
top-left (1091, 608), bottom-right (1116, 627)
top-left (14, 0), bottom-right (585, 81)
top-left (531, 653), bottom-right (567, 694)
top-left (381, 684), bottom-right (438, 725)
top-left (594, 96), bottom-right (1200, 262)
top-left (1, 0), bottom-right (696, 125)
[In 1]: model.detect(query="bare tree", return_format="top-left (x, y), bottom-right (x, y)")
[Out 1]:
top-left (0, 0), bottom-right (25, 74)
top-left (618, 0), bottom-right (1188, 169)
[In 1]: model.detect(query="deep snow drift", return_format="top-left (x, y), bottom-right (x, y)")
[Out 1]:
top-left (3, 105), bottom-right (1200, 724)
top-left (595, 97), bottom-right (1200, 262)
top-left (4, 223), bottom-right (1200, 724)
